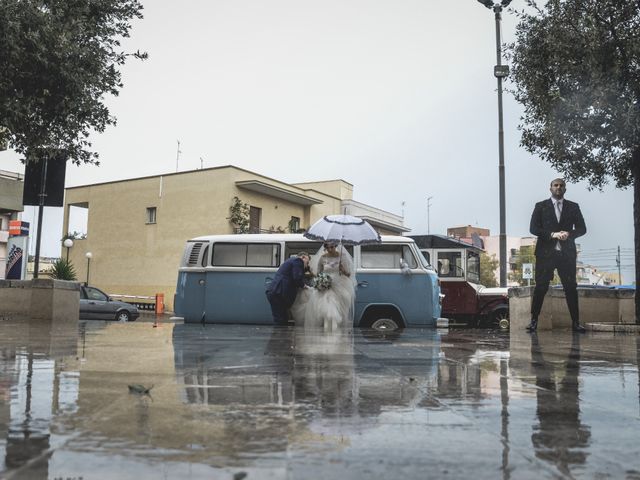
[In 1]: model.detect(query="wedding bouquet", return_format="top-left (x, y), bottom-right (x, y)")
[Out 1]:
top-left (313, 272), bottom-right (332, 291)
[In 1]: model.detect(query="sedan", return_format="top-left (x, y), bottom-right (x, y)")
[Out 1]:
top-left (80, 285), bottom-right (140, 321)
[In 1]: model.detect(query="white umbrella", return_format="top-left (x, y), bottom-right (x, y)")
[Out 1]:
top-left (303, 214), bottom-right (381, 245)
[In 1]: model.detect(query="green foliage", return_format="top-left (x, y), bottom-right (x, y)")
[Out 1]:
top-left (508, 245), bottom-right (536, 286)
top-left (508, 0), bottom-right (640, 190)
top-left (50, 259), bottom-right (77, 281)
top-left (0, 0), bottom-right (146, 165)
top-left (62, 231), bottom-right (87, 241)
top-left (480, 251), bottom-right (499, 288)
top-left (228, 196), bottom-right (250, 233)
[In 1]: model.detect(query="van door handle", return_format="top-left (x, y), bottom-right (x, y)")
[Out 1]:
top-left (357, 281), bottom-right (368, 288)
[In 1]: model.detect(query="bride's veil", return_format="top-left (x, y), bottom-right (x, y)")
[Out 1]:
top-left (309, 244), bottom-right (356, 284)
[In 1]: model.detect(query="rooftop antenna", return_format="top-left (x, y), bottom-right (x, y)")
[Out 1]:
top-left (401, 201), bottom-right (406, 218)
top-left (200, 157), bottom-right (204, 170)
top-left (175, 140), bottom-right (182, 172)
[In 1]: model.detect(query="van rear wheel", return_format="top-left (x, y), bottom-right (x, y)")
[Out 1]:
top-left (370, 317), bottom-right (400, 331)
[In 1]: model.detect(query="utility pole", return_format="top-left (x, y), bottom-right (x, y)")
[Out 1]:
top-left (175, 140), bottom-right (182, 172)
top-left (617, 245), bottom-right (622, 285)
top-left (427, 196), bottom-right (433, 235)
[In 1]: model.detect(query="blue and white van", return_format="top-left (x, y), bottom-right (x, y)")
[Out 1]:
top-left (174, 234), bottom-right (441, 329)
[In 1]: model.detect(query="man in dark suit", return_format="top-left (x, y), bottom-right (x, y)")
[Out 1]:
top-left (266, 252), bottom-right (310, 325)
top-left (527, 178), bottom-right (587, 333)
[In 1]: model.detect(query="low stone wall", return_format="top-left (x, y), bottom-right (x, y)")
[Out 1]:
top-left (0, 279), bottom-right (80, 325)
top-left (509, 286), bottom-right (635, 331)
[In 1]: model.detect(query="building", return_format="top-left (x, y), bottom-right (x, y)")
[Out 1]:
top-left (447, 225), bottom-right (490, 239)
top-left (63, 165), bottom-right (409, 310)
top-left (577, 263), bottom-right (622, 286)
top-left (0, 170), bottom-right (24, 279)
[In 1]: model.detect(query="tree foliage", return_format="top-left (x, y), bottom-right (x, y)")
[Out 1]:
top-left (480, 251), bottom-right (499, 288)
top-left (508, 0), bottom-right (640, 189)
top-left (508, 245), bottom-right (536, 286)
top-left (508, 0), bottom-right (640, 321)
top-left (0, 0), bottom-right (146, 164)
top-left (228, 196), bottom-right (251, 233)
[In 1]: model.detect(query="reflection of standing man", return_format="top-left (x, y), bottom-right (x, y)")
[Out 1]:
top-left (266, 252), bottom-right (310, 325)
top-left (530, 333), bottom-right (590, 471)
top-left (527, 179), bottom-right (587, 332)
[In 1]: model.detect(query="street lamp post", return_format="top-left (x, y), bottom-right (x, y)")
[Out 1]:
top-left (63, 238), bottom-right (73, 262)
top-left (85, 252), bottom-right (92, 285)
top-left (477, 0), bottom-right (512, 288)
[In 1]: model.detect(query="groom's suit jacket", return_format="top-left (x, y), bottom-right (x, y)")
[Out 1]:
top-left (267, 256), bottom-right (306, 306)
top-left (530, 198), bottom-right (586, 260)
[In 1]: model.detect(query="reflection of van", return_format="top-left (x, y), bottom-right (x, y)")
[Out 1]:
top-left (174, 234), bottom-right (441, 330)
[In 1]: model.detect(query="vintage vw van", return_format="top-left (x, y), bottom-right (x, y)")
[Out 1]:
top-left (174, 234), bottom-right (441, 329)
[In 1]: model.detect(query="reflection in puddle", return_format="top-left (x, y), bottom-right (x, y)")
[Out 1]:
top-left (0, 320), bottom-right (638, 478)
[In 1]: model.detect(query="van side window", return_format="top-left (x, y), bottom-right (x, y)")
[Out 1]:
top-left (361, 244), bottom-right (417, 269)
top-left (212, 243), bottom-right (280, 267)
top-left (200, 245), bottom-right (209, 267)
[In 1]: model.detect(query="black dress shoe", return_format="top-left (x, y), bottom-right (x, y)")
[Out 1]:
top-left (526, 318), bottom-right (538, 332)
top-left (572, 323), bottom-right (586, 333)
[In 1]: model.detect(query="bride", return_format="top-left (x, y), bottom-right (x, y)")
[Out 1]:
top-left (292, 242), bottom-right (357, 330)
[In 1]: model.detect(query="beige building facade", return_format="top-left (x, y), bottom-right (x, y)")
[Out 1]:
top-left (63, 165), bottom-right (408, 310)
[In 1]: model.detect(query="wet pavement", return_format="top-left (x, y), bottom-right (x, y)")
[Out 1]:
top-left (0, 319), bottom-right (639, 479)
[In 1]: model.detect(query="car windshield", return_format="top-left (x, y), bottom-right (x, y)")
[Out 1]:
top-left (85, 287), bottom-right (108, 302)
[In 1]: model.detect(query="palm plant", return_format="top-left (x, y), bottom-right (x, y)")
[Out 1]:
top-left (50, 259), bottom-right (77, 281)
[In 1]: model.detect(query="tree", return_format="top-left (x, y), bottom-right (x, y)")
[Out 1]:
top-left (0, 0), bottom-right (146, 164)
top-left (228, 196), bottom-right (250, 233)
top-left (508, 0), bottom-right (640, 322)
top-left (480, 251), bottom-right (499, 287)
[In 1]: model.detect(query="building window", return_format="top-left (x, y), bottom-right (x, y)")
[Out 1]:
top-left (146, 207), bottom-right (157, 224)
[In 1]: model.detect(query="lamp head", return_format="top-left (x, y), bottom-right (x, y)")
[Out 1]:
top-left (63, 238), bottom-right (74, 248)
top-left (85, 252), bottom-right (93, 259)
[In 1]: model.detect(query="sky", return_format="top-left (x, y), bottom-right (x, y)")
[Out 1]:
top-left (0, 0), bottom-right (635, 282)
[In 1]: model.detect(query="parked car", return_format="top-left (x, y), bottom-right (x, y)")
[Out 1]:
top-left (80, 285), bottom-right (140, 321)
top-left (410, 235), bottom-right (510, 329)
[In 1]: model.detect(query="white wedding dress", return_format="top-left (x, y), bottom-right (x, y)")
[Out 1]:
top-left (292, 246), bottom-right (356, 330)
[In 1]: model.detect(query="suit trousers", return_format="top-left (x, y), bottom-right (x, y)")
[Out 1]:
top-left (266, 290), bottom-right (291, 325)
top-left (531, 250), bottom-right (579, 324)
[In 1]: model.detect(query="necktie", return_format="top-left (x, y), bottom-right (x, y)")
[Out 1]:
top-left (555, 201), bottom-right (562, 250)
top-left (555, 200), bottom-right (562, 222)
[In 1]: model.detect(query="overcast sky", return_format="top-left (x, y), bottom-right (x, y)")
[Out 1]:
top-left (0, 0), bottom-right (635, 282)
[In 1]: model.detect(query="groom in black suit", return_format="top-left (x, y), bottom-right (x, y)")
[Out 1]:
top-left (526, 178), bottom-right (587, 333)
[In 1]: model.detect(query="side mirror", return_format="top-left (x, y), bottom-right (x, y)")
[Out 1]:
top-left (400, 259), bottom-right (412, 275)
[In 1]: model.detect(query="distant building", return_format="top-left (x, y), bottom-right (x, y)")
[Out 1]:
top-left (447, 225), bottom-right (490, 239)
top-left (577, 263), bottom-right (622, 286)
top-left (0, 170), bottom-right (24, 279)
top-left (63, 165), bottom-right (409, 310)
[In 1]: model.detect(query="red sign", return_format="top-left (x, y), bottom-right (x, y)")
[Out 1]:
top-left (8, 220), bottom-right (29, 237)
